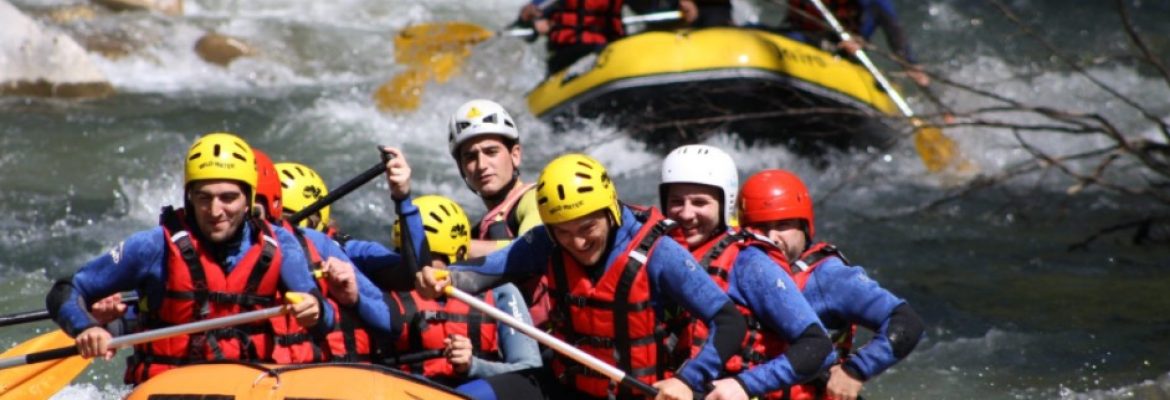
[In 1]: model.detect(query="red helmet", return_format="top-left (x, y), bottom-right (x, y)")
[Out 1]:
top-left (253, 149), bottom-right (282, 222)
top-left (737, 169), bottom-right (815, 238)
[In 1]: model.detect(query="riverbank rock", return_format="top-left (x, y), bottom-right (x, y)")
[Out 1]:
top-left (0, 0), bottom-right (114, 98)
top-left (91, 0), bottom-right (181, 15)
top-left (195, 32), bottom-right (253, 66)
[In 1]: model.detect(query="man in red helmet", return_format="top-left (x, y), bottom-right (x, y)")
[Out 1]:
top-left (737, 169), bottom-right (925, 400)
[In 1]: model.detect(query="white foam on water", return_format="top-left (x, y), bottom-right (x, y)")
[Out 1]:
top-left (51, 383), bottom-right (130, 400)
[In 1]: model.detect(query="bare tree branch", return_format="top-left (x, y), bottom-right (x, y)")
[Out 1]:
top-left (1115, 0), bottom-right (1170, 100)
top-left (989, 0), bottom-right (1170, 141)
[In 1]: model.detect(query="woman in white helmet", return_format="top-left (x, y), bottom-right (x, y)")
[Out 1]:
top-left (447, 99), bottom-right (550, 327)
top-left (658, 144), bottom-right (834, 399)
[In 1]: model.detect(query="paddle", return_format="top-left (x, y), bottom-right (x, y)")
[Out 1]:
top-left (381, 348), bottom-right (444, 366)
top-left (0, 302), bottom-right (294, 372)
top-left (287, 159), bottom-right (388, 225)
top-left (0, 293), bottom-right (138, 329)
top-left (432, 271), bottom-right (660, 398)
top-left (805, 0), bottom-right (966, 173)
top-left (0, 330), bottom-right (90, 399)
top-left (373, 10), bottom-right (685, 112)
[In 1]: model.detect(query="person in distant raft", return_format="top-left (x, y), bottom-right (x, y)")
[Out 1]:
top-left (446, 99), bottom-right (552, 327)
top-left (252, 151), bottom-right (402, 364)
top-left (783, 0), bottom-right (929, 86)
top-left (738, 169), bottom-right (925, 400)
top-left (657, 145), bottom-right (834, 400)
top-left (416, 153), bottom-right (748, 400)
top-left (377, 195), bottom-right (540, 395)
top-left (516, 0), bottom-right (626, 75)
top-left (46, 132), bottom-right (328, 384)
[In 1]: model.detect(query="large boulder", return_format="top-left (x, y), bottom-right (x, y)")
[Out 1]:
top-left (195, 32), bottom-right (253, 66)
top-left (0, 0), bottom-right (113, 98)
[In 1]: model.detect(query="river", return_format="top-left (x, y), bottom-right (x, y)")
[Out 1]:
top-left (1, 0), bottom-right (1168, 398)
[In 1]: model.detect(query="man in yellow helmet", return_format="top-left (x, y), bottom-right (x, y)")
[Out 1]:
top-left (253, 151), bottom-right (407, 364)
top-left (374, 195), bottom-right (541, 394)
top-left (417, 153), bottom-right (748, 400)
top-left (46, 132), bottom-right (328, 384)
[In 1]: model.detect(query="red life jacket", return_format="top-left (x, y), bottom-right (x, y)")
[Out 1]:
top-left (546, 207), bottom-right (674, 399)
top-left (476, 183), bottom-right (553, 330)
top-left (548, 0), bottom-right (625, 46)
top-left (786, 0), bottom-right (861, 34)
top-left (386, 290), bottom-right (499, 379)
top-left (784, 242), bottom-right (856, 400)
top-left (268, 223), bottom-right (373, 364)
top-left (126, 206), bottom-right (283, 384)
top-left (674, 231), bottom-right (792, 400)
top-left (476, 183), bottom-right (535, 240)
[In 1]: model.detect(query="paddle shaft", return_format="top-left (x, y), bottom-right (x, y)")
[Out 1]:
top-left (0, 305), bottom-right (288, 370)
top-left (503, 11), bottom-right (684, 38)
top-left (442, 285), bottom-right (659, 397)
top-left (381, 348), bottom-right (444, 365)
top-left (286, 157), bottom-right (389, 225)
top-left (0, 293), bottom-right (139, 328)
top-left (805, 0), bottom-right (914, 117)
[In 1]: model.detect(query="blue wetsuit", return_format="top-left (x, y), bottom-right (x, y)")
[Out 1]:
top-left (713, 243), bottom-right (834, 395)
top-left (785, 0), bottom-right (917, 63)
top-left (51, 217), bottom-right (334, 337)
top-left (798, 252), bottom-right (922, 380)
top-left (445, 205), bottom-right (746, 392)
top-left (343, 194), bottom-right (427, 293)
top-left (295, 227), bottom-right (393, 337)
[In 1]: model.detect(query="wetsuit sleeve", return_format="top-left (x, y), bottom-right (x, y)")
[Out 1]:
top-left (865, 0), bottom-right (916, 63)
top-left (344, 239), bottom-right (414, 292)
top-left (812, 260), bottom-right (922, 380)
top-left (449, 226), bottom-right (554, 294)
top-left (274, 226), bottom-right (335, 333)
top-left (396, 193), bottom-right (430, 272)
top-left (730, 249), bottom-right (834, 395)
top-left (490, 188), bottom-right (542, 250)
top-left (49, 229), bottom-right (165, 336)
top-left (305, 229), bottom-right (394, 337)
top-left (644, 238), bottom-right (746, 389)
top-left (467, 283), bottom-right (543, 378)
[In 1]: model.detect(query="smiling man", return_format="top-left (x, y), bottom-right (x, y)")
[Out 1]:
top-left (416, 153), bottom-right (748, 400)
top-left (46, 132), bottom-right (329, 385)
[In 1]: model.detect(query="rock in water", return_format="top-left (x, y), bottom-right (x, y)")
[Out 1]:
top-left (0, 0), bottom-right (114, 98)
top-left (91, 0), bottom-right (182, 15)
top-left (195, 32), bottom-right (253, 67)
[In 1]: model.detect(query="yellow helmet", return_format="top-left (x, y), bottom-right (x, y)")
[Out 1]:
top-left (274, 162), bottom-right (330, 230)
top-left (394, 195), bottom-right (471, 264)
top-left (536, 153), bottom-right (621, 226)
top-left (184, 132), bottom-right (258, 203)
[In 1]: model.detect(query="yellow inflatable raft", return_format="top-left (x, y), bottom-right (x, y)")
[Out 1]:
top-left (125, 362), bottom-right (468, 399)
top-left (527, 27), bottom-right (901, 151)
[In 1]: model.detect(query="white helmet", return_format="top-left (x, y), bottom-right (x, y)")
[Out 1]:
top-left (448, 99), bottom-right (520, 160)
top-left (659, 145), bottom-right (738, 228)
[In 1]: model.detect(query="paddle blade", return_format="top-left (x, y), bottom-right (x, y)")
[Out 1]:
top-left (394, 21), bottom-right (493, 66)
top-left (373, 67), bottom-right (430, 112)
top-left (0, 330), bottom-right (91, 399)
top-left (913, 124), bottom-right (959, 173)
